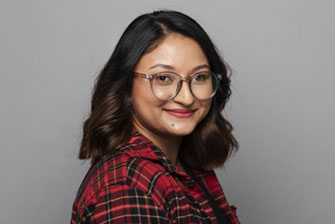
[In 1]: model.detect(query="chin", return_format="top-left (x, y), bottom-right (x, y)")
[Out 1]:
top-left (168, 125), bottom-right (197, 136)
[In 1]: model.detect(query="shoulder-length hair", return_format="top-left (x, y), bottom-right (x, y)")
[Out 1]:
top-left (79, 10), bottom-right (238, 169)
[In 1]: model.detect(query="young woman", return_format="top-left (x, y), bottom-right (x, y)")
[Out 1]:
top-left (71, 10), bottom-right (240, 224)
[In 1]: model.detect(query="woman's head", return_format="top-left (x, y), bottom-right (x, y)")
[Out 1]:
top-left (79, 10), bottom-right (238, 168)
top-left (132, 33), bottom-right (213, 140)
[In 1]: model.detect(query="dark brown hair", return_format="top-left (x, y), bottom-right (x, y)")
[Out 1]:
top-left (79, 10), bottom-right (238, 169)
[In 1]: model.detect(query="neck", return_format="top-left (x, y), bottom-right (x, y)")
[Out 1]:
top-left (133, 123), bottom-right (182, 165)
top-left (153, 134), bottom-right (181, 165)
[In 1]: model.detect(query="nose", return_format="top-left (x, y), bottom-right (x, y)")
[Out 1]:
top-left (172, 80), bottom-right (194, 106)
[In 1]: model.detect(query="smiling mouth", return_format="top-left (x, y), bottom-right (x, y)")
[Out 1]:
top-left (164, 109), bottom-right (196, 118)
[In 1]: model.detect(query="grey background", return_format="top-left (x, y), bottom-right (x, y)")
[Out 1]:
top-left (1, 0), bottom-right (334, 223)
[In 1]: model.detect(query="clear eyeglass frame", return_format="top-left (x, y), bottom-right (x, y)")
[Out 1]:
top-left (133, 71), bottom-right (223, 101)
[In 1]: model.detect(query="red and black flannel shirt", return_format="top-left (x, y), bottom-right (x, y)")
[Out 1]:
top-left (71, 130), bottom-right (240, 224)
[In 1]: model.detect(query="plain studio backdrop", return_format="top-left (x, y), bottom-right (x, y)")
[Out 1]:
top-left (1, 0), bottom-right (334, 223)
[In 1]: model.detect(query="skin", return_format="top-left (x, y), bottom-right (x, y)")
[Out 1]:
top-left (131, 33), bottom-right (212, 167)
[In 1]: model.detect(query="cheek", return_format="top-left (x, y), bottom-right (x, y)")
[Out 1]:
top-left (131, 81), bottom-right (165, 117)
top-left (199, 100), bottom-right (212, 118)
top-left (132, 80), bottom-right (153, 107)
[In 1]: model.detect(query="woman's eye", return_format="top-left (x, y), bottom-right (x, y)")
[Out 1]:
top-left (194, 74), bottom-right (209, 81)
top-left (157, 75), bottom-right (169, 81)
top-left (155, 74), bottom-right (174, 84)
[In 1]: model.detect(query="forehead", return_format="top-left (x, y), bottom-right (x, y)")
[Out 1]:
top-left (135, 34), bottom-right (209, 73)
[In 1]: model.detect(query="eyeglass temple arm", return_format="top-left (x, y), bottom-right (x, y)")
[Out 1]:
top-left (134, 72), bottom-right (152, 79)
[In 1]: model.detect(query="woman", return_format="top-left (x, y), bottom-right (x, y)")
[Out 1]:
top-left (71, 10), bottom-right (240, 224)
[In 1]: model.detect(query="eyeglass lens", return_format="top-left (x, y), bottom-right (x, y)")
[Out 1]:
top-left (151, 72), bottom-right (218, 100)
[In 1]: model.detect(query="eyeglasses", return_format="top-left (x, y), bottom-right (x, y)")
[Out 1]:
top-left (134, 71), bottom-right (222, 100)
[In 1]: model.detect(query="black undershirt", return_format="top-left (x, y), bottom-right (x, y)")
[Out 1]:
top-left (181, 161), bottom-right (231, 224)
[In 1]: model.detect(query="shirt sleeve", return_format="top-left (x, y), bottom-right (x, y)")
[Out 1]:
top-left (86, 185), bottom-right (169, 224)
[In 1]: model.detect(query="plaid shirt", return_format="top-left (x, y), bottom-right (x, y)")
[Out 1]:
top-left (71, 131), bottom-right (240, 224)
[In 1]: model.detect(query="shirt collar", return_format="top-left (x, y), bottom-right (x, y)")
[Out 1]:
top-left (120, 129), bottom-right (190, 179)
top-left (120, 129), bottom-right (215, 185)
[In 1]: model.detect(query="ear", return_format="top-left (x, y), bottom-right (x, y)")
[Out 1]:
top-left (127, 94), bottom-right (133, 106)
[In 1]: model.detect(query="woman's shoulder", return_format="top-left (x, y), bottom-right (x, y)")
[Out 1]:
top-left (73, 146), bottom-right (172, 209)
top-left (71, 147), bottom-right (174, 222)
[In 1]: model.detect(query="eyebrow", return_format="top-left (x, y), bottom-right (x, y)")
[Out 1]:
top-left (149, 64), bottom-right (210, 73)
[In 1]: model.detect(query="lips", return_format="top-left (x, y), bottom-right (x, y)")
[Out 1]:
top-left (164, 109), bottom-right (196, 118)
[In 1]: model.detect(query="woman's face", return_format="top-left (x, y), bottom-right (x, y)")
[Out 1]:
top-left (131, 33), bottom-right (212, 138)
